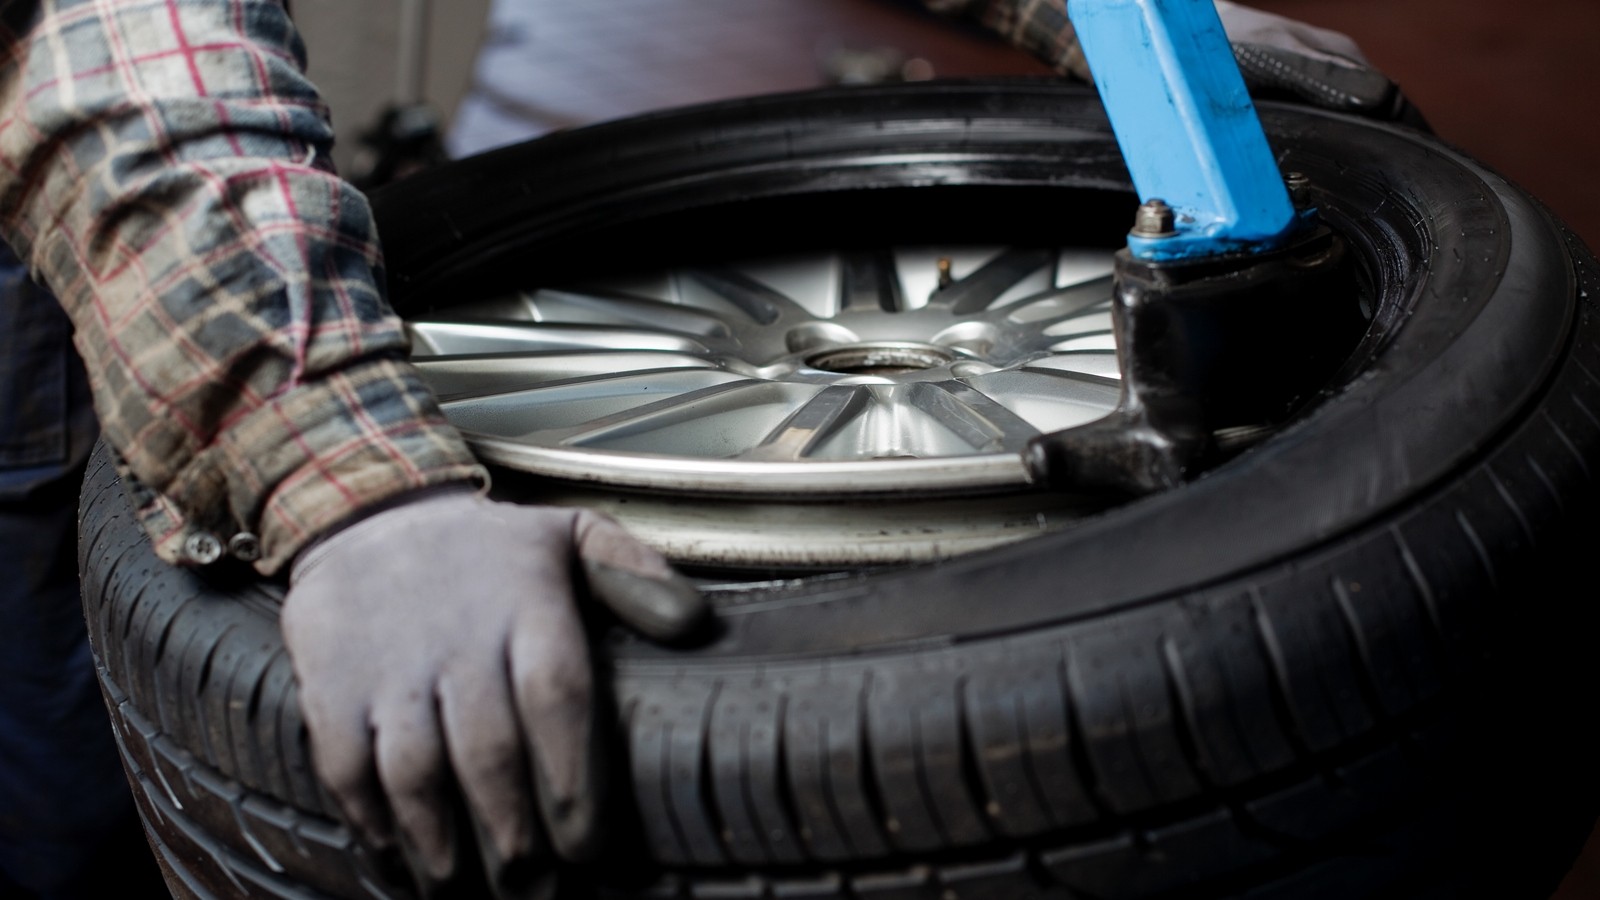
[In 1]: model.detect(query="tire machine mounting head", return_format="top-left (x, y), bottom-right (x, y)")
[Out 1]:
top-left (1026, 0), bottom-right (1363, 495)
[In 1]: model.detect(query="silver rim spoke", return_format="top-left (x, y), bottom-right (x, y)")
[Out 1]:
top-left (411, 244), bottom-right (1122, 495)
top-left (841, 250), bottom-right (907, 313)
top-left (926, 247), bottom-right (1058, 315)
top-left (415, 351), bottom-right (718, 401)
top-left (1042, 329), bottom-right (1118, 354)
top-left (998, 275), bottom-right (1118, 323)
top-left (547, 380), bottom-right (791, 448)
top-left (907, 381), bottom-right (1042, 453)
top-left (437, 369), bottom-right (746, 439)
top-left (1014, 366), bottom-right (1124, 397)
top-left (740, 385), bottom-right (871, 461)
top-left (523, 288), bottom-right (734, 338)
top-left (682, 267), bottom-right (819, 327)
top-left (970, 368), bottom-right (1126, 433)
top-left (409, 320), bottom-right (715, 356)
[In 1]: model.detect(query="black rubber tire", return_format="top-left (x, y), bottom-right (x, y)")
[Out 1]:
top-left (80, 80), bottom-right (1600, 900)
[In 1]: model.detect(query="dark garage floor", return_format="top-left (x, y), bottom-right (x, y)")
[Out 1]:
top-left (439, 0), bottom-right (1600, 895)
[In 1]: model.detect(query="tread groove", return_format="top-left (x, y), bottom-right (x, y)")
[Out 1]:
top-left (1159, 635), bottom-right (1216, 789)
top-left (853, 670), bottom-right (896, 851)
top-left (734, 717), bottom-right (765, 861)
top-left (1575, 356), bottom-right (1598, 387)
top-left (1525, 454), bottom-right (1565, 512)
top-left (657, 720), bottom-right (691, 863)
top-left (1544, 410), bottom-right (1592, 479)
top-left (1114, 666), bottom-right (1165, 806)
top-left (815, 715), bottom-right (857, 859)
top-left (1453, 510), bottom-right (1498, 590)
top-left (952, 674), bottom-right (1000, 842)
top-left (767, 693), bottom-right (806, 863)
top-left (1057, 651), bottom-right (1115, 821)
top-left (1485, 467), bottom-right (1536, 548)
top-left (1574, 394), bottom-right (1599, 431)
top-left (1390, 527), bottom-right (1446, 646)
top-left (1247, 591), bottom-right (1316, 761)
top-left (694, 679), bottom-right (728, 864)
top-left (908, 698), bottom-right (952, 845)
top-left (1011, 691), bottom-right (1057, 830)
top-left (1329, 579), bottom-right (1392, 723)
top-left (195, 623), bottom-right (235, 698)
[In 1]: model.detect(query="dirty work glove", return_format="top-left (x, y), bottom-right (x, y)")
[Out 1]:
top-left (1214, 1), bottom-right (1427, 127)
top-left (945, 0), bottom-right (1423, 126)
top-left (281, 487), bottom-right (707, 897)
top-left (1214, 0), bottom-right (1369, 67)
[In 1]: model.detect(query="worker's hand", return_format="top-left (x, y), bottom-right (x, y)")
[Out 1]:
top-left (280, 487), bottom-right (708, 897)
top-left (1056, 1), bottom-right (1419, 125)
top-left (1213, 0), bottom-right (1368, 68)
top-left (1217, 2), bottom-right (1424, 124)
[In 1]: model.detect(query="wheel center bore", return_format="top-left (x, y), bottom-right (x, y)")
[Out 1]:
top-left (806, 342), bottom-right (958, 376)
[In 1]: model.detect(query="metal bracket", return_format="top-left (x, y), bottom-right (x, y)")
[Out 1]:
top-left (1025, 226), bottom-right (1365, 494)
top-left (1066, 0), bottom-right (1305, 261)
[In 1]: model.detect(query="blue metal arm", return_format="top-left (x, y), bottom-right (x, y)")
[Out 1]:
top-left (1066, 0), bottom-right (1304, 261)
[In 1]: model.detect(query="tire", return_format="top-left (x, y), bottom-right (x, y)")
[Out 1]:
top-left (80, 80), bottom-right (1600, 899)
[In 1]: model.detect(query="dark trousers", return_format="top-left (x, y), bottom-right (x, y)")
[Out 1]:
top-left (0, 243), bottom-right (165, 899)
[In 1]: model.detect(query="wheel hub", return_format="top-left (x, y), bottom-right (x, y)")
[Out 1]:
top-left (805, 342), bottom-right (960, 377)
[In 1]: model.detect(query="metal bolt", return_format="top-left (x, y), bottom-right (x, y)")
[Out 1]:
top-left (228, 532), bottom-right (262, 563)
top-left (1284, 171), bottom-right (1312, 208)
top-left (936, 257), bottom-right (954, 289)
top-left (1131, 199), bottom-right (1177, 238)
top-left (183, 531), bottom-right (224, 566)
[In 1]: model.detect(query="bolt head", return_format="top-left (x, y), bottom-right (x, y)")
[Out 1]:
top-left (1131, 199), bottom-right (1177, 238)
top-left (1284, 171), bottom-right (1312, 208)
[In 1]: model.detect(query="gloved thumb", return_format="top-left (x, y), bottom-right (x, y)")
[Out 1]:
top-left (569, 510), bottom-right (709, 642)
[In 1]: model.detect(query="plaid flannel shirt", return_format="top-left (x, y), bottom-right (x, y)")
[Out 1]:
top-left (0, 0), bottom-right (484, 575)
top-left (0, 0), bottom-right (1076, 576)
top-left (928, 0), bottom-right (1088, 76)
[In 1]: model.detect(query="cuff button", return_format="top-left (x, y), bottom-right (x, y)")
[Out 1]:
top-left (183, 531), bottom-right (224, 566)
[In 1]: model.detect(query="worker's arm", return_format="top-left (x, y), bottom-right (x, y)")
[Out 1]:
top-left (0, 2), bottom-right (704, 893)
top-left (919, 0), bottom-right (1093, 77)
top-left (0, 0), bottom-right (483, 572)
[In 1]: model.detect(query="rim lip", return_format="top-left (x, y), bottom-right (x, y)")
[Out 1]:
top-left (466, 436), bottom-right (1035, 494)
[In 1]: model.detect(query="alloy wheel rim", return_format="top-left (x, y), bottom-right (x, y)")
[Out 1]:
top-left (411, 244), bottom-right (1123, 499)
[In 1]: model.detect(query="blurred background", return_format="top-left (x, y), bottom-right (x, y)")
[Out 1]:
top-left (289, 1), bottom-right (1600, 894)
top-left (293, 0), bottom-right (1600, 249)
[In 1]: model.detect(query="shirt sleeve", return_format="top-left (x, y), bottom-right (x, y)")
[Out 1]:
top-left (919, 0), bottom-right (1089, 77)
top-left (0, 0), bottom-right (486, 575)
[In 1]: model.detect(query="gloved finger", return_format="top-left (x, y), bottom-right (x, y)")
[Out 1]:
top-left (438, 668), bottom-right (547, 898)
top-left (571, 510), bottom-right (709, 642)
top-left (299, 698), bottom-right (395, 852)
top-left (509, 607), bottom-right (603, 861)
top-left (373, 696), bottom-right (458, 886)
top-left (1214, 0), bottom-right (1368, 67)
top-left (464, 802), bottom-right (558, 900)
